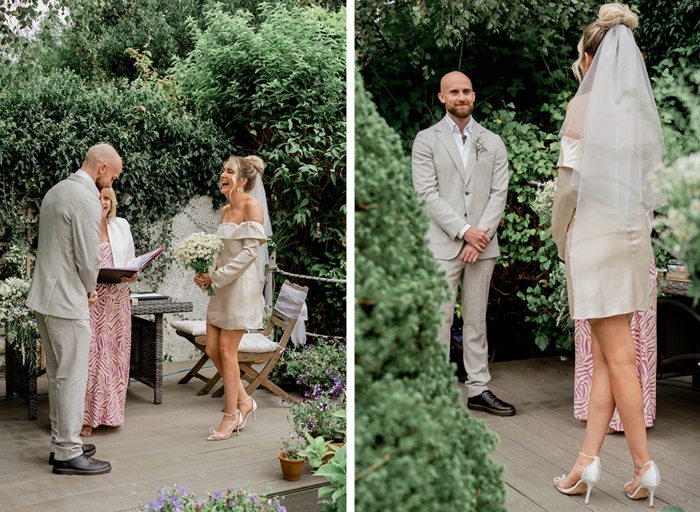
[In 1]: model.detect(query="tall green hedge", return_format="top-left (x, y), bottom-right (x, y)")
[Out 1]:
top-left (355, 74), bottom-right (506, 511)
top-left (0, 69), bottom-right (227, 280)
top-left (171, 2), bottom-right (347, 333)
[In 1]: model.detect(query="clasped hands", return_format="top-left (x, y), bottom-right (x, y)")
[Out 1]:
top-left (460, 226), bottom-right (490, 264)
top-left (194, 273), bottom-right (212, 292)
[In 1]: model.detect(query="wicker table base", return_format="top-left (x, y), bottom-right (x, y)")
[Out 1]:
top-left (4, 342), bottom-right (45, 420)
top-left (130, 301), bottom-right (193, 404)
top-left (657, 278), bottom-right (700, 391)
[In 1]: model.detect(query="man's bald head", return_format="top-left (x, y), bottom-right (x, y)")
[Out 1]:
top-left (81, 144), bottom-right (123, 190)
top-left (438, 71), bottom-right (475, 122)
top-left (440, 71), bottom-right (472, 95)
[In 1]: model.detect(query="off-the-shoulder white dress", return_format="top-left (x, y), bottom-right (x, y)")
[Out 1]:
top-left (206, 221), bottom-right (267, 330)
top-left (552, 136), bottom-right (653, 319)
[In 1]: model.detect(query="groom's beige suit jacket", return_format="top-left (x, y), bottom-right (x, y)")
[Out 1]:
top-left (412, 117), bottom-right (509, 260)
top-left (26, 174), bottom-right (102, 320)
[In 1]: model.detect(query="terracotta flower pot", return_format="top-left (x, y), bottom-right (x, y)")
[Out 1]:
top-left (278, 452), bottom-right (305, 481)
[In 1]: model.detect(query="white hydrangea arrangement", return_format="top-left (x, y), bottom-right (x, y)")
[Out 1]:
top-left (531, 179), bottom-right (556, 229)
top-left (172, 232), bottom-right (223, 296)
top-left (654, 153), bottom-right (700, 284)
top-left (0, 277), bottom-right (41, 372)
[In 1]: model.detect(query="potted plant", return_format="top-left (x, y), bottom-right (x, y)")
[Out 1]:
top-left (278, 432), bottom-right (306, 482)
top-left (297, 438), bottom-right (347, 512)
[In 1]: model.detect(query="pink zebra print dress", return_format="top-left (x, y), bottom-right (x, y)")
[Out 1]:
top-left (573, 257), bottom-right (657, 430)
top-left (83, 241), bottom-right (132, 428)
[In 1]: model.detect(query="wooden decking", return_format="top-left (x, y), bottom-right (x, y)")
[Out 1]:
top-left (0, 361), bottom-right (325, 512)
top-left (464, 356), bottom-right (700, 512)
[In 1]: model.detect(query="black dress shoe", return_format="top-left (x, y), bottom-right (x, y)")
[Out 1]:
top-left (52, 454), bottom-right (111, 475)
top-left (467, 390), bottom-right (516, 417)
top-left (49, 444), bottom-right (96, 464)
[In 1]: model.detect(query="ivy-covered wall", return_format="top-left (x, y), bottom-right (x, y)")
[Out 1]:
top-left (355, 74), bottom-right (506, 511)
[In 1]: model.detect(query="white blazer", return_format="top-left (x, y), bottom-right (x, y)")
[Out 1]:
top-left (106, 216), bottom-right (136, 290)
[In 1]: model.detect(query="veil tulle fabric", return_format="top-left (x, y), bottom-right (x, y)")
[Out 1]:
top-left (560, 25), bottom-right (666, 229)
top-left (250, 172), bottom-right (272, 283)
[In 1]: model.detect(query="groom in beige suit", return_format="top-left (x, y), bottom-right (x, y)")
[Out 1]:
top-left (412, 71), bottom-right (515, 416)
top-left (27, 144), bottom-right (122, 474)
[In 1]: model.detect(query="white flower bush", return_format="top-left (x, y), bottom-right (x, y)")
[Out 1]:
top-left (0, 277), bottom-right (41, 371)
top-left (655, 153), bottom-right (700, 281)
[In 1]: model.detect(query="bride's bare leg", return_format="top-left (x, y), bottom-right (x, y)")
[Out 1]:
top-left (557, 327), bottom-right (615, 488)
top-left (592, 314), bottom-right (651, 492)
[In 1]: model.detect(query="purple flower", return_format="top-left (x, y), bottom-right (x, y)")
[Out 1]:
top-left (325, 370), bottom-right (333, 376)
top-left (306, 370), bottom-right (313, 376)
top-left (307, 422), bottom-right (314, 430)
top-left (298, 353), bottom-right (304, 358)
top-left (318, 402), bottom-right (328, 411)
top-left (212, 491), bottom-right (223, 500)
top-left (339, 345), bottom-right (345, 350)
top-left (251, 495), bottom-right (260, 505)
top-left (279, 398), bottom-right (285, 405)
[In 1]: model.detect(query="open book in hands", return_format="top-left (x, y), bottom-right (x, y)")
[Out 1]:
top-left (97, 247), bottom-right (164, 283)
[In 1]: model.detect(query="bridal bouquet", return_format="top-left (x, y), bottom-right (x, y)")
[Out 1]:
top-left (173, 232), bottom-right (223, 296)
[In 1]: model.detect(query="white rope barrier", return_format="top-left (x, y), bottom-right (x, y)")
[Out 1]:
top-left (268, 265), bottom-right (347, 284)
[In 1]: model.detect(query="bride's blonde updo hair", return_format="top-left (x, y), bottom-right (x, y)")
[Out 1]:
top-left (573, 3), bottom-right (639, 81)
top-left (226, 155), bottom-right (264, 193)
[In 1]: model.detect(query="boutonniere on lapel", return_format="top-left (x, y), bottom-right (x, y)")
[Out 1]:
top-left (474, 134), bottom-right (485, 161)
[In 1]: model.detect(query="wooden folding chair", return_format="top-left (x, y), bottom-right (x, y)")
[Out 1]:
top-left (172, 280), bottom-right (308, 404)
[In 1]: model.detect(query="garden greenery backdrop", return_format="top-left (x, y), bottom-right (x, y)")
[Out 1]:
top-left (357, 0), bottom-right (700, 353)
top-left (0, 0), bottom-right (346, 335)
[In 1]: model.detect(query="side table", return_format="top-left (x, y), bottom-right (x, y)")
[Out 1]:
top-left (657, 279), bottom-right (700, 391)
top-left (130, 301), bottom-right (193, 404)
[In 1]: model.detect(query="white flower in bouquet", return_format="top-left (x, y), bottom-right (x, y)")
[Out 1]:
top-left (173, 232), bottom-right (223, 296)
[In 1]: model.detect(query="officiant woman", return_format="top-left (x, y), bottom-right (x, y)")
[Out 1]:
top-left (81, 187), bottom-right (138, 436)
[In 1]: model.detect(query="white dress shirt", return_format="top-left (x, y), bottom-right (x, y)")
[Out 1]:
top-left (75, 169), bottom-right (100, 198)
top-left (444, 115), bottom-right (474, 239)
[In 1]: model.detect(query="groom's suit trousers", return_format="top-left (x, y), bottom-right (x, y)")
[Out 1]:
top-left (436, 253), bottom-right (495, 398)
top-left (35, 313), bottom-right (92, 461)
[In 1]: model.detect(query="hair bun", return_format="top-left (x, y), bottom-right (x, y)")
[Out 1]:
top-left (597, 3), bottom-right (638, 31)
top-left (246, 155), bottom-right (265, 175)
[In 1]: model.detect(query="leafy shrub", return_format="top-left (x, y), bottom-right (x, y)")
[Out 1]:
top-left (355, 74), bottom-right (506, 512)
top-left (271, 341), bottom-right (346, 398)
top-left (136, 485), bottom-right (286, 512)
top-left (288, 392), bottom-right (346, 442)
top-left (0, 68), bottom-right (227, 281)
top-left (170, 2), bottom-right (346, 334)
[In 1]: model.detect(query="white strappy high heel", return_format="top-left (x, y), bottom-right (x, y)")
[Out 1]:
top-left (625, 460), bottom-right (661, 509)
top-left (206, 410), bottom-right (242, 440)
top-left (553, 451), bottom-right (602, 505)
top-left (238, 397), bottom-right (257, 429)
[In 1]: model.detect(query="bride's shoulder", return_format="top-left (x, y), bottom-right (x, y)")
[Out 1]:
top-left (243, 196), bottom-right (264, 224)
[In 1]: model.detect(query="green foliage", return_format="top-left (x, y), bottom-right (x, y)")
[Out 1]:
top-left (654, 154), bottom-right (700, 288)
top-left (270, 340), bottom-right (346, 398)
top-left (171, 2), bottom-right (346, 333)
top-left (288, 391), bottom-right (346, 442)
top-left (298, 433), bottom-right (334, 467)
top-left (355, 74), bottom-right (506, 511)
top-left (314, 444), bottom-right (347, 512)
top-left (0, 68), bottom-right (228, 283)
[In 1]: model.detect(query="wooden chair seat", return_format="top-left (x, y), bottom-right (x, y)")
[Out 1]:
top-left (172, 280), bottom-right (308, 403)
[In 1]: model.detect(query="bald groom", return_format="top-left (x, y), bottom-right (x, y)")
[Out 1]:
top-left (27, 144), bottom-right (122, 474)
top-left (412, 72), bottom-right (515, 416)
